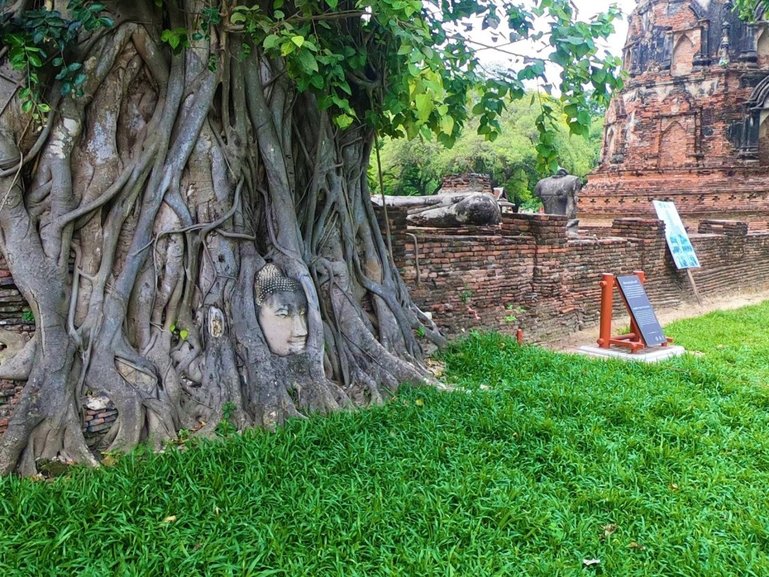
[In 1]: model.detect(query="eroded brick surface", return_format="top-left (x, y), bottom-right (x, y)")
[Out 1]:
top-left (581, 0), bottom-right (769, 227)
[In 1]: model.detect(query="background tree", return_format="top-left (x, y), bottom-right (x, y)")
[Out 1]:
top-left (734, 0), bottom-right (768, 18)
top-left (0, 0), bottom-right (622, 475)
top-left (373, 94), bottom-right (605, 207)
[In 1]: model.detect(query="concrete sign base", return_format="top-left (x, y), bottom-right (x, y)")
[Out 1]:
top-left (577, 345), bottom-right (687, 363)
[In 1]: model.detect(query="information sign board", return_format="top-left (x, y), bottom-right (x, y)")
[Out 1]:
top-left (616, 275), bottom-right (668, 347)
top-left (652, 200), bottom-right (700, 269)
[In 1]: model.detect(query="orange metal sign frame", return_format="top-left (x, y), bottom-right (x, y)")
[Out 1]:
top-left (597, 271), bottom-right (673, 353)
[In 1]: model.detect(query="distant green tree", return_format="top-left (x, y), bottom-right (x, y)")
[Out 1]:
top-left (375, 138), bottom-right (443, 196)
top-left (734, 1), bottom-right (768, 19)
top-left (372, 95), bottom-right (604, 207)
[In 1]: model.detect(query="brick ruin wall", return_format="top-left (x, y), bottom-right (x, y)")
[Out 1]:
top-left (437, 173), bottom-right (492, 194)
top-left (581, 0), bottom-right (769, 228)
top-left (581, 63), bottom-right (769, 228)
top-left (0, 256), bottom-right (34, 436)
top-left (4, 212), bottom-right (769, 435)
top-left (379, 207), bottom-right (769, 342)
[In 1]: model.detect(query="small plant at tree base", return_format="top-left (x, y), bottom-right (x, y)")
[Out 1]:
top-left (216, 402), bottom-right (238, 438)
top-left (168, 323), bottom-right (189, 342)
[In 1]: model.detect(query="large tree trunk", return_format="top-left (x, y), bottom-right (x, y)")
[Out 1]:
top-left (0, 0), bottom-right (440, 475)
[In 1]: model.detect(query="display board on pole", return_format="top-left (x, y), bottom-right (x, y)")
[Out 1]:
top-left (652, 200), bottom-right (700, 270)
top-left (652, 200), bottom-right (702, 303)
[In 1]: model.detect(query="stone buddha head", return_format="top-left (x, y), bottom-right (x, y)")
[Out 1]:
top-left (255, 264), bottom-right (308, 356)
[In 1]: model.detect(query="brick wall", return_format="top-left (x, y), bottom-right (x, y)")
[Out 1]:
top-left (437, 173), bottom-right (492, 194)
top-left (380, 207), bottom-right (769, 342)
top-left (0, 380), bottom-right (23, 434)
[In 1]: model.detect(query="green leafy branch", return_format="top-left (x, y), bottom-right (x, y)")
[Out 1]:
top-left (154, 0), bottom-right (623, 162)
top-left (0, 1), bottom-right (114, 119)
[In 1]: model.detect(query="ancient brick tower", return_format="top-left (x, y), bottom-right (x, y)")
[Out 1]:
top-left (580, 0), bottom-right (769, 227)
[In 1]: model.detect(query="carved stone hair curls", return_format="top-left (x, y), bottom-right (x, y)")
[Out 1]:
top-left (255, 264), bottom-right (303, 306)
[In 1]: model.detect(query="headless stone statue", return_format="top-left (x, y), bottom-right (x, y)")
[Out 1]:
top-left (534, 168), bottom-right (581, 237)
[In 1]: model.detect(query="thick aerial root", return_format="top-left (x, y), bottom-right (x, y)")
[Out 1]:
top-left (17, 408), bottom-right (98, 477)
top-left (0, 334), bottom-right (36, 380)
top-left (85, 350), bottom-right (176, 454)
top-left (0, 347), bottom-right (96, 476)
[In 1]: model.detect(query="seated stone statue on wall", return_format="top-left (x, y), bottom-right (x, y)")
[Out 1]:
top-left (255, 264), bottom-right (308, 356)
top-left (534, 168), bottom-right (581, 236)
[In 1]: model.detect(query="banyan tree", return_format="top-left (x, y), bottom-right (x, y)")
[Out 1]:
top-left (0, 0), bottom-right (621, 475)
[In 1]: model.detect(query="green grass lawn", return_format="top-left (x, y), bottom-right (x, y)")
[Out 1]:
top-left (3, 303), bottom-right (769, 576)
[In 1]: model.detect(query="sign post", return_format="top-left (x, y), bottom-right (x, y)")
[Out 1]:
top-left (653, 200), bottom-right (702, 304)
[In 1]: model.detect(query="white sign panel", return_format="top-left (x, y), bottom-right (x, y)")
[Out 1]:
top-left (652, 200), bottom-right (700, 270)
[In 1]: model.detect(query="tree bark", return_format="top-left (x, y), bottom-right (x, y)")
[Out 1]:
top-left (0, 0), bottom-right (437, 474)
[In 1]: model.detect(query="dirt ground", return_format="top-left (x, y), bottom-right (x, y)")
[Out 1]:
top-left (545, 289), bottom-right (769, 353)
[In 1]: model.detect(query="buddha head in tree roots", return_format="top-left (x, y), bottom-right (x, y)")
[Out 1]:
top-left (255, 264), bottom-right (308, 356)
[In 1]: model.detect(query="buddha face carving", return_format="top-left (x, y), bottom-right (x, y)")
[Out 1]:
top-left (255, 264), bottom-right (308, 356)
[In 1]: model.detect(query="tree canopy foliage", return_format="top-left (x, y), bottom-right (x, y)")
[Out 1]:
top-left (2, 0), bottom-right (623, 164)
top-left (734, 0), bottom-right (769, 18)
top-left (0, 0), bottom-right (622, 475)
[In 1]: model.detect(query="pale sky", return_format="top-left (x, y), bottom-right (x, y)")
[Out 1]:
top-left (469, 0), bottom-right (637, 76)
top-left (579, 0), bottom-right (637, 56)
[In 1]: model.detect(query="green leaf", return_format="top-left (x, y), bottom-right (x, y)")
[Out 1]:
top-left (334, 113), bottom-right (354, 129)
top-left (298, 50), bottom-right (318, 73)
top-left (439, 114), bottom-right (454, 136)
top-left (263, 34), bottom-right (280, 50)
top-left (160, 28), bottom-right (188, 52)
top-left (414, 93), bottom-right (432, 122)
top-left (291, 35), bottom-right (305, 48)
top-left (310, 74), bottom-right (325, 89)
top-left (280, 41), bottom-right (296, 56)
top-left (27, 54), bottom-right (43, 68)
